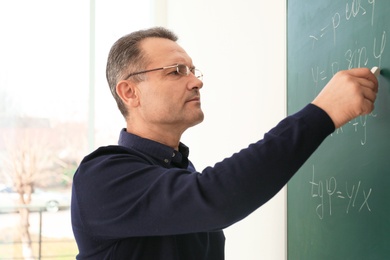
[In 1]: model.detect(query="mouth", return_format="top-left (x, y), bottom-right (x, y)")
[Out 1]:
top-left (186, 96), bottom-right (201, 103)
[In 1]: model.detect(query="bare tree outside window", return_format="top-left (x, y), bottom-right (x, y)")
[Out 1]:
top-left (0, 118), bottom-right (87, 258)
top-left (0, 0), bottom-right (152, 258)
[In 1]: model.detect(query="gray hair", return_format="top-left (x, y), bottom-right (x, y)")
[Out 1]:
top-left (106, 27), bottom-right (178, 118)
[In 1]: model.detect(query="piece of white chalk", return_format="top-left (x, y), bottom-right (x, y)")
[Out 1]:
top-left (371, 66), bottom-right (380, 77)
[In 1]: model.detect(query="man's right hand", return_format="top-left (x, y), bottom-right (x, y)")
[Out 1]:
top-left (311, 68), bottom-right (379, 129)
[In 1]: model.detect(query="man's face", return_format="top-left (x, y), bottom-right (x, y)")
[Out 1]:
top-left (134, 37), bottom-right (204, 133)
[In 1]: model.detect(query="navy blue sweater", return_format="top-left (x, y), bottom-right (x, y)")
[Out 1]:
top-left (71, 104), bottom-right (334, 259)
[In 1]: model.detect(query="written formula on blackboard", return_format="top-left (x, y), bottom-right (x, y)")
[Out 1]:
top-left (332, 112), bottom-right (377, 145)
top-left (310, 0), bottom-right (376, 47)
top-left (309, 0), bottom-right (383, 54)
top-left (288, 0), bottom-right (390, 257)
top-left (309, 0), bottom-right (386, 145)
top-left (309, 165), bottom-right (372, 220)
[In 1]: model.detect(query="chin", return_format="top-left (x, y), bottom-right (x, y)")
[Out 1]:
top-left (191, 113), bottom-right (205, 127)
top-left (185, 111), bottom-right (204, 128)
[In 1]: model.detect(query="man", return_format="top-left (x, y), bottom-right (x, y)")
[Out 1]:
top-left (71, 27), bottom-right (378, 259)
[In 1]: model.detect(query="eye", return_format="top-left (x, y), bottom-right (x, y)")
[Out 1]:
top-left (168, 69), bottom-right (180, 76)
top-left (178, 64), bottom-right (192, 76)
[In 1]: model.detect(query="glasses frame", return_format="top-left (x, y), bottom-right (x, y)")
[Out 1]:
top-left (124, 64), bottom-right (203, 80)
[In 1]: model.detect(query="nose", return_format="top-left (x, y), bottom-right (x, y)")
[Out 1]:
top-left (188, 74), bottom-right (203, 90)
top-left (193, 77), bottom-right (203, 90)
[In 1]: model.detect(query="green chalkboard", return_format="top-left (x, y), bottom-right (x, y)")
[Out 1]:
top-left (287, 1), bottom-right (390, 259)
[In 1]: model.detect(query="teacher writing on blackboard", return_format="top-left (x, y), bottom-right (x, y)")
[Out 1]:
top-left (71, 27), bottom-right (378, 259)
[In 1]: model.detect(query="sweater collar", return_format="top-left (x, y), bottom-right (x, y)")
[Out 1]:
top-left (118, 129), bottom-right (189, 168)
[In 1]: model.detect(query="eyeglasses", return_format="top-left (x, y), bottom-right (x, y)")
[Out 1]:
top-left (124, 64), bottom-right (203, 80)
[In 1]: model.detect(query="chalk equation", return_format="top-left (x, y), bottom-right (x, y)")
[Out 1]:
top-left (309, 165), bottom-right (372, 220)
top-left (309, 0), bottom-right (380, 49)
top-left (332, 112), bottom-right (377, 145)
top-left (308, 0), bottom-right (386, 145)
top-left (310, 31), bottom-right (386, 93)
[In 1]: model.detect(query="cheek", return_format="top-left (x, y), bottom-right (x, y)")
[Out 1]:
top-left (143, 92), bottom-right (179, 115)
top-left (157, 91), bottom-right (183, 106)
top-left (139, 84), bottom-right (186, 115)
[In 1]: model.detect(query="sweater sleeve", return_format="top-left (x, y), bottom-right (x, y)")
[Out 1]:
top-left (72, 104), bottom-right (334, 238)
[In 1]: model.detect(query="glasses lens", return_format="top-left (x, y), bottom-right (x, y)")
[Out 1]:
top-left (176, 64), bottom-right (203, 80)
top-left (177, 64), bottom-right (189, 76)
top-left (194, 69), bottom-right (203, 80)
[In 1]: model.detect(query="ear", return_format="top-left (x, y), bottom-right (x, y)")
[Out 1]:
top-left (116, 80), bottom-right (140, 108)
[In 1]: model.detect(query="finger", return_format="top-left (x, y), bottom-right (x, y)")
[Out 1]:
top-left (345, 67), bottom-right (378, 83)
top-left (356, 76), bottom-right (378, 93)
top-left (364, 68), bottom-right (378, 89)
top-left (362, 87), bottom-right (377, 103)
top-left (347, 67), bottom-right (374, 78)
top-left (362, 98), bottom-right (375, 115)
top-left (353, 76), bottom-right (377, 103)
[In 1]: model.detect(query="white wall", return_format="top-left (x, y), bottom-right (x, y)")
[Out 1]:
top-left (158, 1), bottom-right (287, 259)
top-left (94, 1), bottom-right (154, 147)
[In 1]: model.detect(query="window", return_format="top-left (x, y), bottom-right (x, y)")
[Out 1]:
top-left (0, 1), bottom-right (153, 258)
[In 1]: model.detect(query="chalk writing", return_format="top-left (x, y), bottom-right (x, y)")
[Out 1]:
top-left (373, 30), bottom-right (386, 67)
top-left (308, 0), bottom-right (386, 145)
top-left (310, 0), bottom-right (376, 48)
top-left (346, 0), bottom-right (367, 21)
top-left (309, 165), bottom-right (372, 219)
top-left (333, 112), bottom-right (377, 145)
